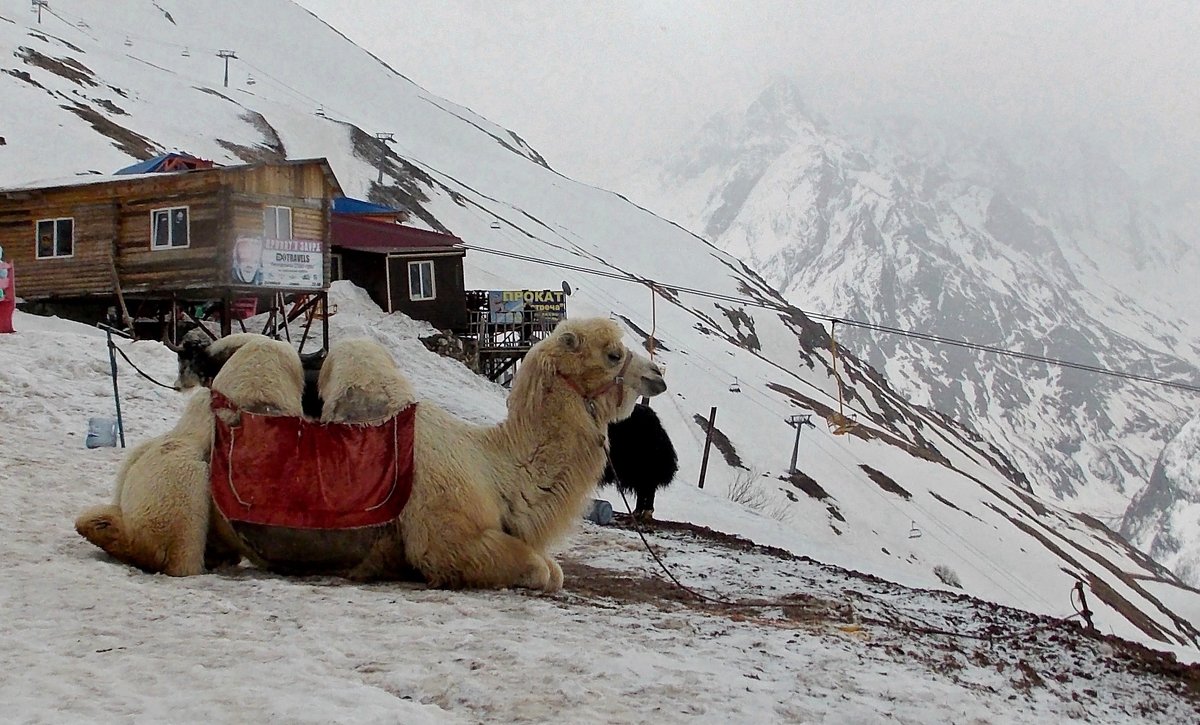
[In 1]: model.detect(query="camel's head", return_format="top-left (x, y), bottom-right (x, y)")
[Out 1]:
top-left (515, 317), bottom-right (667, 424)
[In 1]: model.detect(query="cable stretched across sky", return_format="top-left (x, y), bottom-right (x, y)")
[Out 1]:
top-left (462, 244), bottom-right (1200, 395)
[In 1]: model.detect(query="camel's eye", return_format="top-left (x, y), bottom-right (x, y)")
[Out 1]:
top-left (606, 349), bottom-right (623, 366)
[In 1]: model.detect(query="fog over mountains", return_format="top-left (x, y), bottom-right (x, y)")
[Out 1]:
top-left (621, 78), bottom-right (1200, 528)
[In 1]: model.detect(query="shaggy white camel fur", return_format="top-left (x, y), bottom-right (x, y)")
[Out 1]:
top-left (318, 337), bottom-right (415, 425)
top-left (74, 389), bottom-right (217, 575)
top-left (316, 319), bottom-right (667, 591)
top-left (75, 336), bottom-right (305, 575)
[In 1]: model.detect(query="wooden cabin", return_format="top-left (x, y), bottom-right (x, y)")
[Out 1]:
top-left (0, 158), bottom-right (340, 344)
top-left (330, 212), bottom-right (469, 332)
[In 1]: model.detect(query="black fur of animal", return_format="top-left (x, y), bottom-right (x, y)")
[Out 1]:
top-left (601, 403), bottom-right (678, 521)
top-left (172, 330), bottom-right (326, 417)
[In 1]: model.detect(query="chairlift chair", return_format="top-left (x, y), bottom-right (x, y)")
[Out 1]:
top-left (827, 320), bottom-right (858, 435)
top-left (181, 47), bottom-right (190, 57)
top-left (489, 220), bottom-right (502, 230)
top-left (124, 36), bottom-right (133, 47)
top-left (729, 377), bottom-right (741, 393)
top-left (907, 520), bottom-right (923, 539)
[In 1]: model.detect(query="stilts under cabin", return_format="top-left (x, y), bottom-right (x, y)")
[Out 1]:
top-left (0, 155), bottom-right (340, 352)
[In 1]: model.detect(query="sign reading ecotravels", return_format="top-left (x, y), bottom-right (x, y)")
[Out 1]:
top-left (487, 290), bottom-right (567, 324)
top-left (231, 237), bottom-right (324, 289)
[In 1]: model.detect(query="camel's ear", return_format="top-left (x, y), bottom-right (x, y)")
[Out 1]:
top-left (559, 331), bottom-right (580, 352)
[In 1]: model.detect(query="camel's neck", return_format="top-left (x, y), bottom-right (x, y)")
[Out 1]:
top-left (489, 384), bottom-right (609, 550)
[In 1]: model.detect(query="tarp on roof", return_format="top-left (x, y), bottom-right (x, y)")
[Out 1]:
top-left (331, 213), bottom-right (463, 253)
top-left (332, 197), bottom-right (402, 215)
top-left (114, 153), bottom-right (213, 175)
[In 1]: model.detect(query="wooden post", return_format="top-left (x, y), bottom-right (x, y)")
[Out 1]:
top-left (698, 406), bottom-right (717, 489)
top-left (220, 295), bottom-right (232, 337)
top-left (321, 292), bottom-right (330, 352)
top-left (108, 259), bottom-right (133, 331)
top-left (1075, 581), bottom-right (1095, 631)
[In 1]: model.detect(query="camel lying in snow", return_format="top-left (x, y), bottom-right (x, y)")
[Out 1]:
top-left (76, 319), bottom-right (666, 591)
top-left (75, 336), bottom-right (304, 575)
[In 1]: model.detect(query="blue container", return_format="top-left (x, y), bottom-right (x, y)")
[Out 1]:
top-left (584, 498), bottom-right (614, 526)
top-left (86, 417), bottom-right (118, 449)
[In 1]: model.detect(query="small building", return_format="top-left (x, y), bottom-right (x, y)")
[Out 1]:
top-left (330, 211), bottom-right (468, 332)
top-left (0, 157), bottom-right (341, 346)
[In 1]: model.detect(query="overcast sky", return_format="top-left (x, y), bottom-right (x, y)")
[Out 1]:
top-left (295, 0), bottom-right (1199, 188)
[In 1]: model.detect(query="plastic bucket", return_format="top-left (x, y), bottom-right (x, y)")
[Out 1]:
top-left (584, 498), bottom-right (614, 526)
top-left (86, 417), bottom-right (118, 449)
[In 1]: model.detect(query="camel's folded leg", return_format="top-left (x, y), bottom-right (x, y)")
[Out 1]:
top-left (409, 521), bottom-right (559, 592)
top-left (75, 504), bottom-right (205, 577)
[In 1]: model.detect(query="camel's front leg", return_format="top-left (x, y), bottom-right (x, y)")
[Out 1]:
top-left (407, 516), bottom-right (560, 592)
top-left (543, 554), bottom-right (564, 591)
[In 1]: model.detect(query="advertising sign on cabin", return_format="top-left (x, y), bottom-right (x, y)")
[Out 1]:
top-left (232, 237), bottom-right (324, 289)
top-left (487, 290), bottom-right (567, 324)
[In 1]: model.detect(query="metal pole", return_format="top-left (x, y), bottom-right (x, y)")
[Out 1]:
top-left (786, 414), bottom-right (813, 474)
top-left (217, 50), bottom-right (237, 88)
top-left (697, 406), bottom-right (717, 489)
top-left (789, 423), bottom-right (802, 474)
top-left (1075, 581), bottom-right (1095, 631)
top-left (106, 330), bottom-right (126, 448)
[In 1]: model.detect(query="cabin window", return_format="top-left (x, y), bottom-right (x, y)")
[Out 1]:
top-left (151, 207), bottom-right (190, 249)
top-left (408, 260), bottom-right (435, 301)
top-left (35, 218), bottom-right (74, 258)
top-left (263, 206), bottom-right (293, 240)
top-left (330, 253), bottom-right (343, 282)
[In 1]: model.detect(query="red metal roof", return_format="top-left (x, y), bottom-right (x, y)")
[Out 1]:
top-left (331, 213), bottom-right (463, 253)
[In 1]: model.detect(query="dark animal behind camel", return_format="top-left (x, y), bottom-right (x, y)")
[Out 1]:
top-left (171, 329), bottom-right (326, 417)
top-left (601, 403), bottom-right (678, 521)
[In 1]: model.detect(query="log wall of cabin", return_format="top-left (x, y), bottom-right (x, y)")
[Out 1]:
top-left (0, 160), bottom-right (337, 303)
top-left (225, 163), bottom-right (332, 289)
top-left (114, 181), bottom-right (225, 294)
top-left (0, 195), bottom-right (118, 300)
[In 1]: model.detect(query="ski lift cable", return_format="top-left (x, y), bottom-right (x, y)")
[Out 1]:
top-left (462, 245), bottom-right (1200, 395)
top-left (40, 5), bottom-right (1190, 396)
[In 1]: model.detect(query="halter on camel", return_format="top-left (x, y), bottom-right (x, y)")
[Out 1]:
top-left (556, 353), bottom-right (632, 421)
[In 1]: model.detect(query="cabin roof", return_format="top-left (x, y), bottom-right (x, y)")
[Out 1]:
top-left (0, 158), bottom-right (343, 197)
top-left (331, 213), bottom-right (463, 254)
top-left (114, 153), bottom-right (214, 175)
top-left (332, 197), bottom-right (402, 215)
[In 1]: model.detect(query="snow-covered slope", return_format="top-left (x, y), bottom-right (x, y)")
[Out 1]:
top-left (1, 0), bottom-right (1198, 665)
top-left (1123, 416), bottom-right (1200, 587)
top-left (619, 78), bottom-right (1200, 525)
top-left (3, 301), bottom-right (1199, 723)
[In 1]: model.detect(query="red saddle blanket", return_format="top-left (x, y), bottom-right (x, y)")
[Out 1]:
top-left (210, 392), bottom-right (416, 530)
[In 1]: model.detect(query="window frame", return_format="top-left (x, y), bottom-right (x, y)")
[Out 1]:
top-left (35, 217), bottom-right (75, 259)
top-left (330, 252), bottom-right (343, 282)
top-left (263, 205), bottom-right (293, 241)
top-left (408, 259), bottom-right (435, 301)
top-left (150, 206), bottom-right (191, 250)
